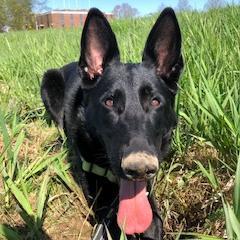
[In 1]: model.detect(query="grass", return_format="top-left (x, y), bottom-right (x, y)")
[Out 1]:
top-left (0, 5), bottom-right (240, 240)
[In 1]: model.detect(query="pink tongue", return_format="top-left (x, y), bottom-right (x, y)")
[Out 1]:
top-left (117, 179), bottom-right (153, 235)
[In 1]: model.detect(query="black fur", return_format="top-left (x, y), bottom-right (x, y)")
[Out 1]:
top-left (41, 7), bottom-right (183, 240)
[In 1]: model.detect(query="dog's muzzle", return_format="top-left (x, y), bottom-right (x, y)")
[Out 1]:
top-left (121, 151), bottom-right (159, 180)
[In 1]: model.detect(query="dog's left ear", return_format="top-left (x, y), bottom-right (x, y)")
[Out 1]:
top-left (143, 8), bottom-right (183, 90)
top-left (79, 8), bottom-right (120, 88)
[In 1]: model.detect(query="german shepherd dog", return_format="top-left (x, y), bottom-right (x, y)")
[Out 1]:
top-left (41, 7), bottom-right (183, 240)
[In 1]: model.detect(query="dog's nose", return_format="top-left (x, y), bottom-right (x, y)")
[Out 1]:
top-left (121, 152), bottom-right (159, 180)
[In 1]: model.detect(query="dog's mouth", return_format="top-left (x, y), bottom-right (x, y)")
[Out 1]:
top-left (117, 179), bottom-right (152, 235)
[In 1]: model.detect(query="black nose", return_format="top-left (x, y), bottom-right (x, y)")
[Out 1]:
top-left (124, 165), bottom-right (157, 180)
top-left (121, 152), bottom-right (159, 180)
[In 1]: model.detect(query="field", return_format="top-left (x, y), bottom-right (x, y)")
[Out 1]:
top-left (0, 6), bottom-right (240, 240)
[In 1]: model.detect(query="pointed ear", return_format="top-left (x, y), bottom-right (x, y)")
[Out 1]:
top-left (143, 8), bottom-right (183, 89)
top-left (79, 8), bottom-right (120, 88)
top-left (41, 69), bottom-right (65, 128)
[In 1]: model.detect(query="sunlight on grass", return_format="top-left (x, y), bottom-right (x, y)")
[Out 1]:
top-left (0, 5), bottom-right (239, 240)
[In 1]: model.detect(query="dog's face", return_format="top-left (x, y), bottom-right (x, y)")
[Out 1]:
top-left (78, 9), bottom-right (183, 180)
top-left (41, 8), bottom-right (183, 235)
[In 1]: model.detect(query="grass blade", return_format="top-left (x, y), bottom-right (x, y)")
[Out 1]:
top-left (0, 224), bottom-right (22, 240)
top-left (4, 175), bottom-right (34, 217)
top-left (227, 202), bottom-right (240, 239)
top-left (0, 110), bottom-right (13, 161)
top-left (9, 130), bottom-right (25, 179)
top-left (233, 154), bottom-right (240, 220)
top-left (36, 172), bottom-right (50, 227)
top-left (195, 161), bottom-right (219, 190)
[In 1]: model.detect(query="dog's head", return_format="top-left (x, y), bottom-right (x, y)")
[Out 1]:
top-left (78, 8), bottom-right (183, 180)
top-left (41, 8), bottom-right (183, 235)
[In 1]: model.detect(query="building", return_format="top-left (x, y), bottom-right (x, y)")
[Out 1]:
top-left (36, 10), bottom-right (114, 29)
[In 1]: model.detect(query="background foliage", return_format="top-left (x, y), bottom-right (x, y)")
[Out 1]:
top-left (0, 5), bottom-right (239, 240)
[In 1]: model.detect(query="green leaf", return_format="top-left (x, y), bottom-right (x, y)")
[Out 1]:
top-left (119, 230), bottom-right (127, 240)
top-left (4, 175), bottom-right (34, 217)
top-left (36, 172), bottom-right (50, 227)
top-left (0, 224), bottom-right (22, 240)
top-left (222, 198), bottom-right (234, 239)
top-left (0, 109), bottom-right (13, 161)
top-left (233, 154), bottom-right (240, 220)
top-left (9, 130), bottom-right (25, 179)
top-left (195, 161), bottom-right (218, 190)
top-left (227, 203), bottom-right (240, 239)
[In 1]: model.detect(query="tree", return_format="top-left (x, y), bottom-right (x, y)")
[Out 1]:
top-left (112, 3), bottom-right (139, 19)
top-left (204, 0), bottom-right (226, 10)
top-left (0, 0), bottom-right (48, 30)
top-left (113, 5), bottom-right (121, 18)
top-left (176, 0), bottom-right (192, 11)
top-left (6, 0), bottom-right (32, 29)
top-left (0, 1), bottom-right (8, 28)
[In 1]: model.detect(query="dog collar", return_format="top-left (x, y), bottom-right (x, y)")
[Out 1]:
top-left (82, 159), bottom-right (118, 184)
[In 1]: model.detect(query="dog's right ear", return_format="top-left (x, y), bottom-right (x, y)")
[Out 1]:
top-left (79, 8), bottom-right (120, 88)
top-left (41, 69), bottom-right (65, 127)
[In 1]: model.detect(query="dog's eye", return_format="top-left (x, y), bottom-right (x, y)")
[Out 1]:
top-left (151, 98), bottom-right (160, 108)
top-left (104, 97), bottom-right (114, 108)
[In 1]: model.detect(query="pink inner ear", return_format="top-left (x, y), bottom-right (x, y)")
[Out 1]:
top-left (157, 48), bottom-right (169, 75)
top-left (157, 40), bottom-right (175, 78)
top-left (85, 53), bottom-right (103, 79)
top-left (85, 31), bottom-right (104, 79)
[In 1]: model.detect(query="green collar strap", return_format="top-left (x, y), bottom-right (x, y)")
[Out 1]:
top-left (82, 159), bottom-right (118, 184)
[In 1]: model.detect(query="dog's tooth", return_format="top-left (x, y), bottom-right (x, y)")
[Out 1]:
top-left (146, 192), bottom-right (149, 196)
top-left (84, 67), bottom-right (88, 72)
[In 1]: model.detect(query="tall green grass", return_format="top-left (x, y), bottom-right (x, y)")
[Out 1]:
top-left (0, 5), bottom-right (240, 239)
top-left (179, 7), bottom-right (240, 163)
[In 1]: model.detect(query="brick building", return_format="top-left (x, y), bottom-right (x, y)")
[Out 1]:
top-left (36, 10), bottom-right (114, 29)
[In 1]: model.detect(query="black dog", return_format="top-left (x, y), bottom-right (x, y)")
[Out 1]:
top-left (41, 7), bottom-right (183, 240)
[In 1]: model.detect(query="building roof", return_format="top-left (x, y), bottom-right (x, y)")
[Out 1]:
top-left (37, 9), bottom-right (113, 16)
